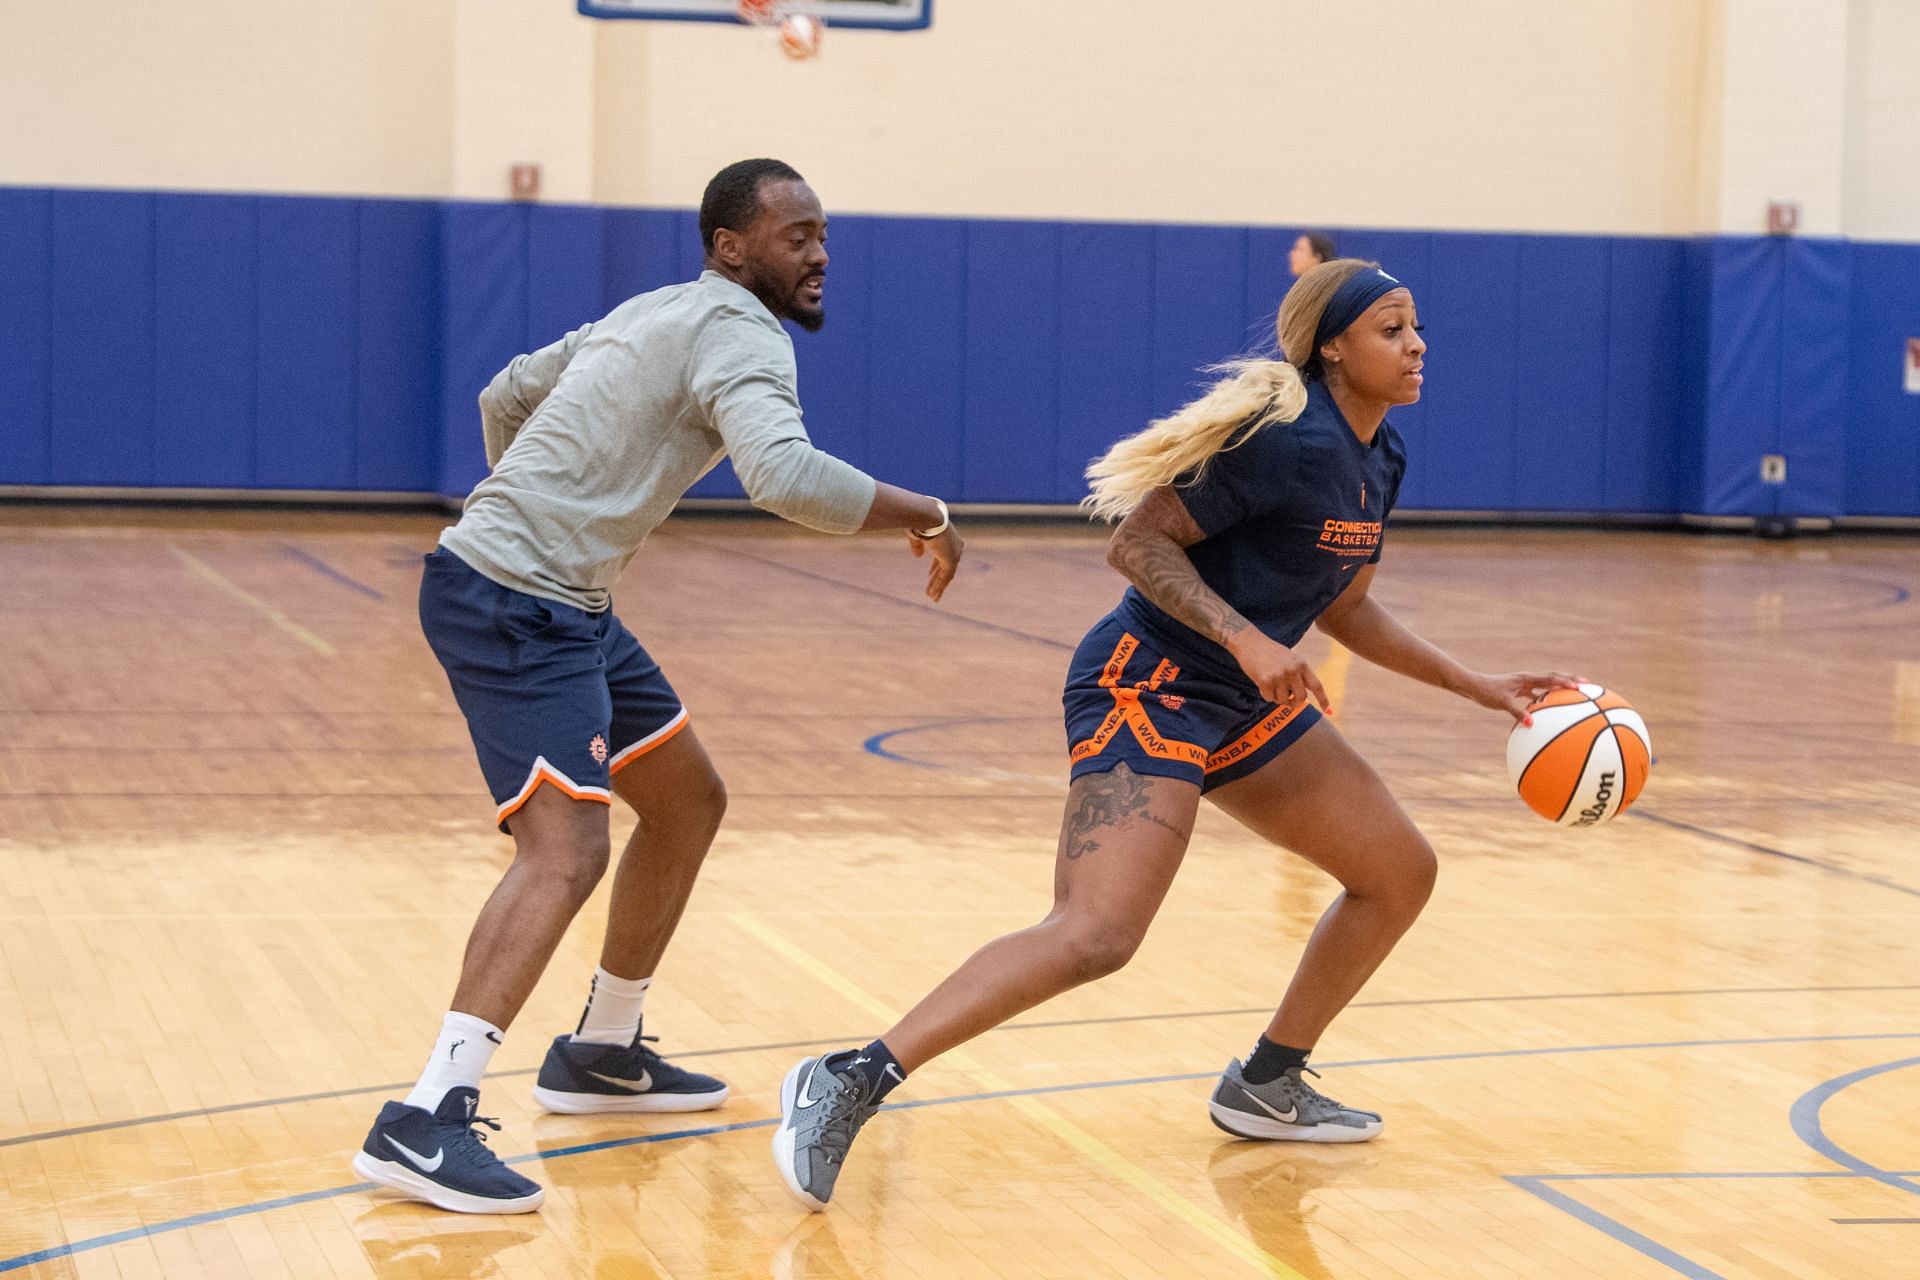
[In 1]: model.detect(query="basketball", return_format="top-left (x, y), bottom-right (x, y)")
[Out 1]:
top-left (1506, 683), bottom-right (1651, 827)
top-left (779, 13), bottom-right (825, 58)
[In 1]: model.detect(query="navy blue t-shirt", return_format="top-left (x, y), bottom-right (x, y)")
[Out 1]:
top-left (1113, 379), bottom-right (1407, 677)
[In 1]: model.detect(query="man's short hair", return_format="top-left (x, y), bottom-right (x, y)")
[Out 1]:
top-left (700, 159), bottom-right (806, 253)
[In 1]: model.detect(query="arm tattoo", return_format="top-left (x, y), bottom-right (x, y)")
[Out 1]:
top-left (1062, 764), bottom-right (1192, 859)
top-left (1116, 527), bottom-right (1253, 648)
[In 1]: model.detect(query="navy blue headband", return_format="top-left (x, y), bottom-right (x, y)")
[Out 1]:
top-left (1311, 267), bottom-right (1405, 355)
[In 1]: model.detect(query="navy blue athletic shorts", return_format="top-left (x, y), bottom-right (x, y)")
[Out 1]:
top-left (1063, 611), bottom-right (1321, 793)
top-left (419, 547), bottom-right (687, 830)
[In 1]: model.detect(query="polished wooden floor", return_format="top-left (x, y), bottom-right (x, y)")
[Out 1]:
top-left (2, 507), bottom-right (1917, 1279)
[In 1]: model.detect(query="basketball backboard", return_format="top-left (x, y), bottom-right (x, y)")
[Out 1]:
top-left (577, 0), bottom-right (931, 30)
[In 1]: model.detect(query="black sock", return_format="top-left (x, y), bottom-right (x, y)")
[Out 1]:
top-left (829, 1038), bottom-right (907, 1103)
top-left (1241, 1036), bottom-right (1309, 1085)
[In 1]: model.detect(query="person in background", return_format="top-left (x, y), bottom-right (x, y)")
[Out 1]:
top-left (1290, 231), bottom-right (1337, 278)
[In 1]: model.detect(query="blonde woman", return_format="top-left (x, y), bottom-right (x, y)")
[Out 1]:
top-left (772, 261), bottom-right (1578, 1210)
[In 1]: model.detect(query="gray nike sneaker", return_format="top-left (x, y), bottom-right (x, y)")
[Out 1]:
top-left (773, 1053), bottom-right (887, 1211)
top-left (1208, 1059), bottom-right (1383, 1143)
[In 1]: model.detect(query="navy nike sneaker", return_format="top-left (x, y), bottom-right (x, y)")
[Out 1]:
top-left (352, 1087), bottom-right (543, 1213)
top-left (532, 1033), bottom-right (730, 1114)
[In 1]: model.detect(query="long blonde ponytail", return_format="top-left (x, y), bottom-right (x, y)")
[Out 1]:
top-left (1080, 258), bottom-right (1376, 522)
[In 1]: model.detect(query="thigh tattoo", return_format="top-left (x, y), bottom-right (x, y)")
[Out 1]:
top-left (1063, 763), bottom-right (1190, 859)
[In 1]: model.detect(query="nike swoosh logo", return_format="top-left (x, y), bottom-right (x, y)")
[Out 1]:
top-left (795, 1063), bottom-right (826, 1109)
top-left (384, 1134), bottom-right (445, 1172)
top-left (1241, 1090), bottom-right (1299, 1125)
top-left (586, 1067), bottom-right (653, 1093)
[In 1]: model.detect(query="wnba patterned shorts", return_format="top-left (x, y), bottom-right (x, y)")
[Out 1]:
top-left (1062, 612), bottom-right (1322, 793)
top-left (419, 547), bottom-right (688, 831)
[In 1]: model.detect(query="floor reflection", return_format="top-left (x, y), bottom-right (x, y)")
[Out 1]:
top-left (1206, 1139), bottom-right (1377, 1280)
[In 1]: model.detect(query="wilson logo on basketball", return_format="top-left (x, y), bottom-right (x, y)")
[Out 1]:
top-left (1572, 771), bottom-right (1616, 827)
top-left (588, 734), bottom-right (609, 764)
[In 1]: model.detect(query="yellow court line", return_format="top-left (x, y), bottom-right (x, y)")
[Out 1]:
top-left (169, 545), bottom-right (336, 658)
top-left (729, 911), bottom-right (1310, 1280)
top-left (1320, 638), bottom-right (1352, 721)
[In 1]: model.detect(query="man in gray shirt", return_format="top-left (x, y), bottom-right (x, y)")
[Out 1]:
top-left (352, 159), bottom-right (963, 1214)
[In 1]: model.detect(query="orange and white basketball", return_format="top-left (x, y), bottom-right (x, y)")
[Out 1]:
top-left (1506, 683), bottom-right (1651, 827)
top-left (779, 13), bottom-right (825, 57)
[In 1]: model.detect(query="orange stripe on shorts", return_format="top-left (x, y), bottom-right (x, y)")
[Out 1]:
top-left (1204, 702), bottom-right (1304, 774)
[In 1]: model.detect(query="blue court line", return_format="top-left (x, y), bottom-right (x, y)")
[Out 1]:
top-left (8, 987), bottom-right (1918, 1151)
top-left (1789, 1055), bottom-right (1920, 1197)
top-left (282, 544), bottom-right (385, 600)
top-left (1507, 1053), bottom-right (1920, 1279)
top-left (1507, 1169), bottom-right (1920, 1280)
top-left (1629, 809), bottom-right (1920, 899)
top-left (0, 1183), bottom-right (383, 1274)
top-left (862, 716), bottom-right (1044, 766)
top-left (1506, 1177), bottom-right (1725, 1280)
top-left (7, 1031), bottom-right (1919, 1274)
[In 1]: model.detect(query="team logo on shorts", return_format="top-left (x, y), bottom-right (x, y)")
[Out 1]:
top-left (1158, 693), bottom-right (1186, 711)
top-left (588, 734), bottom-right (609, 764)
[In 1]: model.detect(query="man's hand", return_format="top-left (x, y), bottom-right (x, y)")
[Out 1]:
top-left (908, 525), bottom-right (963, 602)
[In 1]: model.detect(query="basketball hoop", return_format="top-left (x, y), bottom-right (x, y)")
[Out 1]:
top-left (735, 0), bottom-right (825, 58)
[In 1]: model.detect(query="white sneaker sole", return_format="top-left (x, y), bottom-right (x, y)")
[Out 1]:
top-left (772, 1059), bottom-right (829, 1212)
top-left (351, 1151), bottom-right (545, 1214)
top-left (531, 1083), bottom-right (730, 1114)
top-left (1208, 1099), bottom-right (1383, 1143)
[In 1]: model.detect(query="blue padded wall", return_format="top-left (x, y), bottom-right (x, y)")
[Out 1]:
top-left (865, 217), bottom-right (968, 500)
top-left (5, 183), bottom-right (1920, 520)
top-left (155, 194), bottom-right (256, 488)
top-left (963, 220), bottom-right (1060, 502)
top-left (1514, 236), bottom-right (1610, 512)
top-left (1422, 233), bottom-right (1521, 510)
top-left (49, 190), bottom-right (155, 485)
top-left (439, 203), bottom-right (528, 498)
top-left (1674, 240), bottom-right (1717, 517)
top-left (1696, 238), bottom-right (1857, 519)
top-left (356, 201), bottom-right (441, 492)
top-left (1605, 237), bottom-right (1690, 514)
top-left (1700, 238), bottom-right (1783, 517)
top-left (257, 197), bottom-right (359, 489)
top-left (1056, 223), bottom-right (1156, 500)
top-left (528, 205), bottom-right (605, 349)
top-left (1150, 225), bottom-right (1248, 421)
top-left (603, 208), bottom-right (690, 308)
top-left (7, 188), bottom-right (445, 493)
top-left (0, 188), bottom-right (53, 485)
top-left (1846, 242), bottom-right (1920, 516)
top-left (1242, 227), bottom-right (1295, 355)
top-left (1778, 240), bottom-right (1851, 519)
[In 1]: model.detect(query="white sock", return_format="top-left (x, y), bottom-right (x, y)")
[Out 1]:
top-left (570, 967), bottom-right (651, 1046)
top-left (403, 1011), bottom-right (505, 1113)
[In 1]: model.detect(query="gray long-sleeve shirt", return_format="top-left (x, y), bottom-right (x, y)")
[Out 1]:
top-left (439, 270), bottom-right (877, 612)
